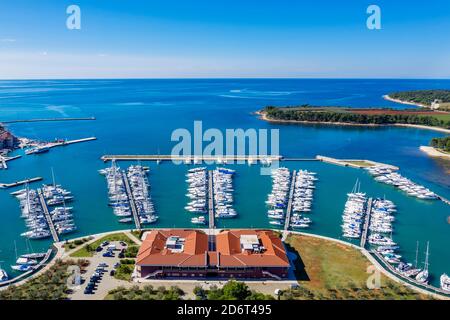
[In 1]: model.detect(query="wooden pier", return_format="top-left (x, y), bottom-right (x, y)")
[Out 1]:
top-left (1, 117), bottom-right (96, 124)
top-left (360, 198), bottom-right (373, 248)
top-left (37, 189), bottom-right (60, 242)
top-left (122, 171), bottom-right (141, 230)
top-left (208, 170), bottom-right (215, 229)
top-left (101, 154), bottom-right (282, 163)
top-left (284, 170), bottom-right (297, 231)
top-left (0, 177), bottom-right (43, 189)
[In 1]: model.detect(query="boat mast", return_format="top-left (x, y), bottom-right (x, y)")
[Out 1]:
top-left (415, 241), bottom-right (419, 268)
top-left (424, 241), bottom-right (430, 272)
top-left (51, 167), bottom-right (56, 188)
top-left (14, 240), bottom-right (17, 259)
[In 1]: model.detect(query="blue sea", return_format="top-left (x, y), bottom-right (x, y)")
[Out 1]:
top-left (0, 79), bottom-right (449, 287)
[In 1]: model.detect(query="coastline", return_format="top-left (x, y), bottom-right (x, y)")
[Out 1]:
top-left (382, 95), bottom-right (430, 109)
top-left (256, 110), bottom-right (450, 134)
top-left (420, 146), bottom-right (450, 160)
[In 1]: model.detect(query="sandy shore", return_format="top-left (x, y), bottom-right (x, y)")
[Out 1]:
top-left (420, 146), bottom-right (450, 159)
top-left (383, 95), bottom-right (430, 109)
top-left (256, 111), bottom-right (450, 134)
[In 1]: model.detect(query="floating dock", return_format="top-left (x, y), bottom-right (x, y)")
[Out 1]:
top-left (0, 177), bottom-right (43, 189)
top-left (1, 117), bottom-right (96, 124)
top-left (37, 189), bottom-right (60, 242)
top-left (208, 170), bottom-right (215, 229)
top-left (284, 170), bottom-right (297, 231)
top-left (360, 198), bottom-right (373, 248)
top-left (122, 171), bottom-right (141, 230)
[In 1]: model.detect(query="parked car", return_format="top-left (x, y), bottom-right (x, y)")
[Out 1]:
top-left (103, 251), bottom-right (114, 258)
top-left (101, 241), bottom-right (110, 247)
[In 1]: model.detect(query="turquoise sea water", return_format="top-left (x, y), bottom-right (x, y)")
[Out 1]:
top-left (0, 79), bottom-right (448, 287)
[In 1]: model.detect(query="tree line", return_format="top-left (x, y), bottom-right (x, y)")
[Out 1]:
top-left (263, 106), bottom-right (450, 129)
top-left (430, 136), bottom-right (450, 152)
top-left (388, 90), bottom-right (450, 106)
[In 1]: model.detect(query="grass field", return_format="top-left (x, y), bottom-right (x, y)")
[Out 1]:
top-left (284, 234), bottom-right (432, 300)
top-left (70, 233), bottom-right (134, 258)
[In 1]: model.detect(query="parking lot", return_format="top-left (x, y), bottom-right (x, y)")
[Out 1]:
top-left (69, 240), bottom-right (134, 300)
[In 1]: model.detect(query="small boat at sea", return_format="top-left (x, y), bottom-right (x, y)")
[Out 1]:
top-left (118, 217), bottom-right (133, 223)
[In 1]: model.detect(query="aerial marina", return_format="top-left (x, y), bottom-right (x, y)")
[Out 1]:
top-left (0, 80), bottom-right (449, 299)
top-left (213, 167), bottom-right (238, 219)
top-left (100, 162), bottom-right (158, 226)
top-left (185, 167), bottom-right (208, 225)
top-left (367, 165), bottom-right (439, 200)
top-left (290, 170), bottom-right (317, 229)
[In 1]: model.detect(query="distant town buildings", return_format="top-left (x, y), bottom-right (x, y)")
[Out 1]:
top-left (0, 126), bottom-right (18, 152)
top-left (135, 229), bottom-right (290, 280)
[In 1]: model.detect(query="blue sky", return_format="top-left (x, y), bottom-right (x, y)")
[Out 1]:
top-left (1, 0), bottom-right (449, 79)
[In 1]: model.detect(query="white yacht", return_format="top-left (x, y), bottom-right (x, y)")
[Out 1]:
top-left (440, 274), bottom-right (450, 292)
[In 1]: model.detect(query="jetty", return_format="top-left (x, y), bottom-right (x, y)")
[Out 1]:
top-left (101, 154), bottom-right (282, 163)
top-left (360, 198), bottom-right (373, 248)
top-left (47, 137), bottom-right (97, 149)
top-left (282, 170), bottom-right (297, 240)
top-left (1, 117), bottom-right (96, 124)
top-left (316, 155), bottom-right (399, 170)
top-left (0, 177), bottom-right (43, 189)
top-left (208, 170), bottom-right (215, 229)
top-left (0, 155), bottom-right (21, 170)
top-left (122, 171), bottom-right (141, 230)
top-left (37, 189), bottom-right (60, 242)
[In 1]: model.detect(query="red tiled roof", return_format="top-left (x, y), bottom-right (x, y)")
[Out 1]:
top-left (137, 229), bottom-right (290, 269)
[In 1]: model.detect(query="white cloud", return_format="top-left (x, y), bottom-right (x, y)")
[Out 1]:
top-left (0, 38), bottom-right (16, 42)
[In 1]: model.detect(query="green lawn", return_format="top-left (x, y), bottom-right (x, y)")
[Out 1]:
top-left (284, 234), bottom-right (432, 300)
top-left (70, 233), bottom-right (135, 258)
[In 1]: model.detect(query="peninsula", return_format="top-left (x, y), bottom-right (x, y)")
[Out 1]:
top-left (257, 106), bottom-right (450, 133)
top-left (384, 90), bottom-right (450, 111)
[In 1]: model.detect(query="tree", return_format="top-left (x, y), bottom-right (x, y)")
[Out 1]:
top-left (222, 280), bottom-right (251, 300)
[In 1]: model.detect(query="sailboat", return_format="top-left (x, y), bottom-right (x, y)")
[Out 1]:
top-left (0, 252), bottom-right (8, 282)
top-left (20, 238), bottom-right (46, 260)
top-left (415, 241), bottom-right (430, 284)
top-left (10, 241), bottom-right (34, 272)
